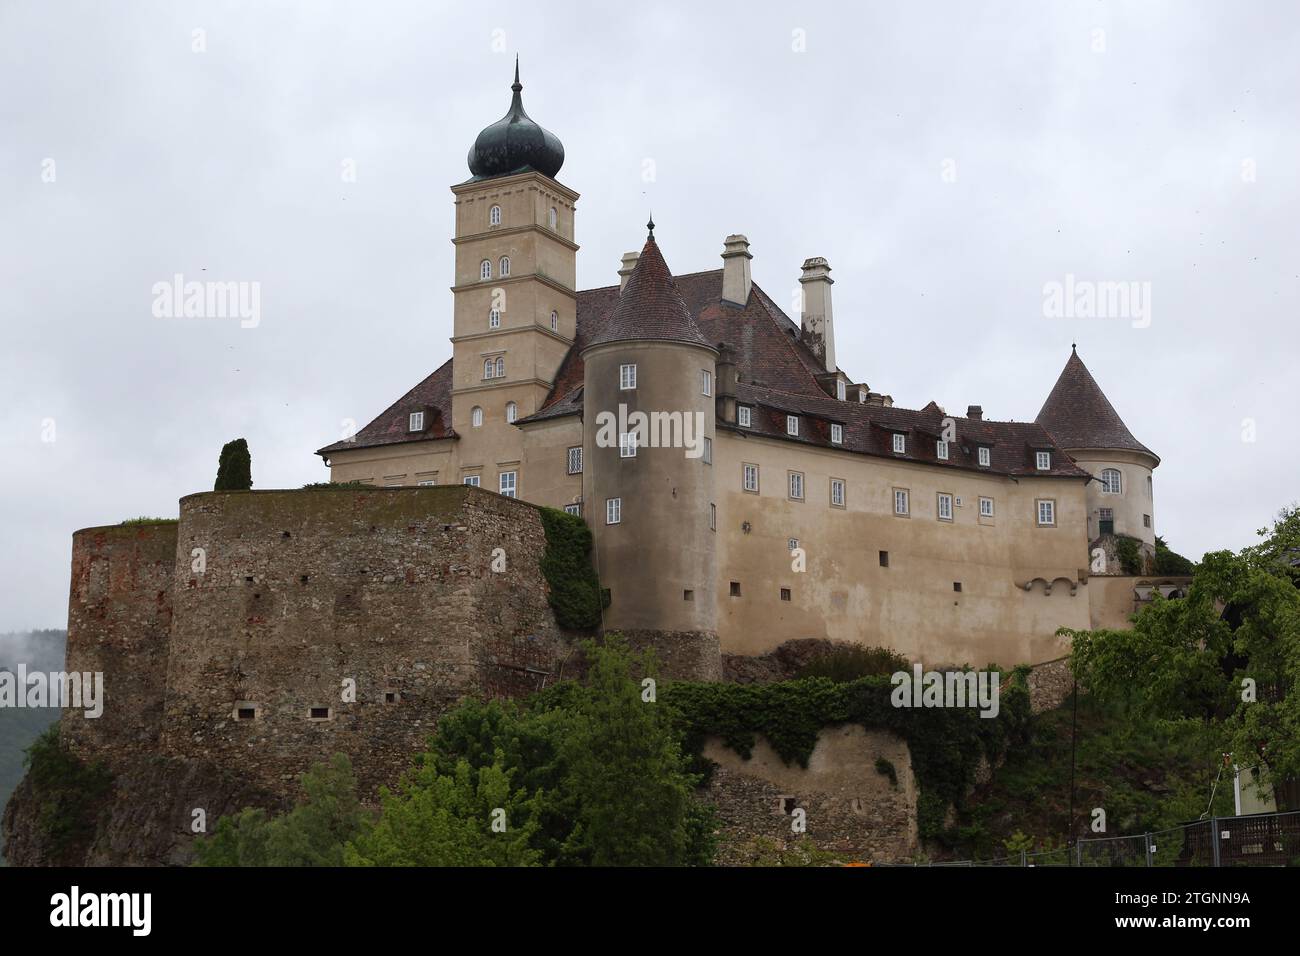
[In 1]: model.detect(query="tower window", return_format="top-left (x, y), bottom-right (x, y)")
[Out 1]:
top-left (605, 497), bottom-right (621, 525)
top-left (619, 364), bottom-right (637, 390)
top-left (499, 256), bottom-right (511, 277)
top-left (505, 402), bottom-right (517, 423)
top-left (978, 446), bottom-right (991, 467)
top-left (489, 204), bottom-right (501, 226)
top-left (780, 588), bottom-right (792, 602)
top-left (786, 415), bottom-right (799, 437)
top-left (879, 550), bottom-right (889, 567)
top-left (710, 503), bottom-right (716, 530)
top-left (1036, 451), bottom-right (1052, 470)
top-left (499, 471), bottom-right (517, 498)
top-left (408, 411), bottom-right (424, 432)
top-left (936, 439), bottom-right (949, 460)
top-left (892, 433), bottom-right (906, 454)
top-left (550, 310), bottom-right (558, 331)
top-left (738, 406), bottom-right (751, 427)
top-left (701, 370), bottom-right (712, 396)
top-left (480, 260), bottom-right (492, 280)
top-left (729, 581), bottom-right (742, 597)
top-left (1101, 468), bottom-right (1122, 494)
top-left (683, 589), bottom-right (694, 601)
top-left (619, 432), bottom-right (638, 458)
top-left (567, 446), bottom-right (582, 474)
top-left (495, 356), bottom-right (505, 378)
top-left (953, 582), bottom-right (962, 593)
top-left (831, 423), bottom-right (843, 444)
top-left (471, 406), bottom-right (483, 427)
top-left (489, 309), bottom-right (500, 329)
top-left (703, 437), bottom-right (712, 464)
top-left (1036, 499), bottom-right (1056, 526)
top-left (549, 206), bottom-right (557, 230)
top-left (1144, 514), bottom-right (1151, 528)
top-left (483, 359), bottom-right (495, 379)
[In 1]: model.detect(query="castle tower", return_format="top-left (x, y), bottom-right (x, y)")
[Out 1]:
top-left (581, 221), bottom-right (719, 673)
top-left (1037, 346), bottom-right (1160, 566)
top-left (450, 59), bottom-right (579, 459)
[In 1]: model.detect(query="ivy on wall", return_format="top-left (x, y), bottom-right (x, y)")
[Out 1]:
top-left (662, 671), bottom-right (1032, 841)
top-left (538, 507), bottom-right (606, 630)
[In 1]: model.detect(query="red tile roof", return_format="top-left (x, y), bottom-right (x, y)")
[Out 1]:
top-left (1036, 348), bottom-right (1156, 461)
top-left (584, 234), bottom-right (712, 350)
top-left (317, 358), bottom-right (455, 456)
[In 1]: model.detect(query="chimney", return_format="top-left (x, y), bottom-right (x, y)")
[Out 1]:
top-left (618, 251), bottom-right (640, 292)
top-left (799, 257), bottom-right (835, 373)
top-left (721, 235), bottom-right (752, 305)
top-left (716, 342), bottom-right (739, 423)
top-left (967, 405), bottom-right (983, 420)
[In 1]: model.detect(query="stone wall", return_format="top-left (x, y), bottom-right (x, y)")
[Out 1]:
top-left (62, 522), bottom-right (177, 766)
top-left (703, 725), bottom-right (918, 864)
top-left (158, 485), bottom-right (570, 799)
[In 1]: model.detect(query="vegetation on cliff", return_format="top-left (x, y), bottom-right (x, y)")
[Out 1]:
top-left (19, 725), bottom-right (113, 862)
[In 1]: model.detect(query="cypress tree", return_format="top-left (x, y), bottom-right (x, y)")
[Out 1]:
top-left (214, 438), bottom-right (253, 491)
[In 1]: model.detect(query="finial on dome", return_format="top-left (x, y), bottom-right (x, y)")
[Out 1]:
top-left (512, 54), bottom-right (521, 92)
top-left (647, 212), bottom-right (655, 240)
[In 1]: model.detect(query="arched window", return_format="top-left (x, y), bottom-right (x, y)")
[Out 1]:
top-left (499, 256), bottom-right (510, 277)
top-left (471, 406), bottom-right (483, 427)
top-left (479, 260), bottom-right (491, 280)
top-left (489, 309), bottom-right (500, 329)
top-left (483, 359), bottom-right (494, 379)
top-left (1101, 468), bottom-right (1122, 495)
top-left (550, 310), bottom-right (558, 331)
top-left (549, 206), bottom-right (557, 230)
top-left (494, 356), bottom-right (505, 378)
top-left (506, 402), bottom-right (518, 424)
top-left (489, 205), bottom-right (501, 226)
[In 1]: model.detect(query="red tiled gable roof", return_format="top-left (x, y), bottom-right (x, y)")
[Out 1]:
top-left (1036, 348), bottom-right (1156, 461)
top-left (583, 235), bottom-right (712, 350)
top-left (317, 358), bottom-right (454, 456)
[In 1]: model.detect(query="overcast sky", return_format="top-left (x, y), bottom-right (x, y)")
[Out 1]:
top-left (1, 1), bottom-right (1296, 632)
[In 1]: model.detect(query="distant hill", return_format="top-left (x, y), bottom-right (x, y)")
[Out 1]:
top-left (1, 630), bottom-right (67, 866)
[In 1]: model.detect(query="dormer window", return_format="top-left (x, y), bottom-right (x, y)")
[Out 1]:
top-left (836, 380), bottom-right (846, 401)
top-left (858, 389), bottom-right (867, 403)
top-left (499, 256), bottom-right (510, 277)
top-left (978, 446), bottom-right (991, 467)
top-left (936, 439), bottom-right (949, 460)
top-left (831, 423), bottom-right (843, 444)
top-left (489, 309), bottom-right (501, 329)
top-left (408, 411), bottom-right (424, 432)
top-left (892, 433), bottom-right (906, 454)
top-left (1036, 451), bottom-right (1051, 471)
top-left (489, 204), bottom-right (501, 226)
top-left (738, 406), bottom-right (751, 427)
top-left (786, 415), bottom-right (799, 437)
top-left (480, 260), bottom-right (491, 280)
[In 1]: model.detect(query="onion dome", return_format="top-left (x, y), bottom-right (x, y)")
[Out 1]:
top-left (466, 57), bottom-right (565, 181)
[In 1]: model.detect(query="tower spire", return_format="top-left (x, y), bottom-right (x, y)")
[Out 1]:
top-left (512, 54), bottom-right (521, 92)
top-left (646, 212), bottom-right (655, 240)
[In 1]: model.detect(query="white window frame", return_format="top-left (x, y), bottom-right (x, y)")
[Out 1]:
top-left (489, 205), bottom-right (501, 226)
top-left (1102, 468), bottom-right (1122, 495)
top-left (830, 478), bottom-right (846, 508)
top-left (464, 475), bottom-right (481, 487)
top-left (564, 503), bottom-right (581, 516)
top-left (701, 369), bottom-right (712, 397)
top-left (499, 471), bottom-right (517, 498)
top-left (738, 406), bottom-right (751, 428)
top-left (742, 463), bottom-right (759, 493)
top-left (836, 380), bottom-right (847, 401)
top-left (619, 364), bottom-right (637, 390)
top-left (892, 433), bottom-right (905, 454)
top-left (978, 446), bottom-right (991, 468)
top-left (480, 259), bottom-right (491, 280)
top-left (830, 423), bottom-right (843, 445)
top-left (979, 496), bottom-right (994, 518)
top-left (489, 309), bottom-right (501, 329)
top-left (471, 406), bottom-right (483, 427)
top-left (894, 488), bottom-right (910, 516)
top-left (505, 402), bottom-right (517, 424)
top-left (417, 479), bottom-right (436, 487)
top-left (1037, 499), bottom-right (1056, 526)
top-left (499, 256), bottom-right (510, 277)
top-left (495, 356), bottom-right (505, 378)
top-left (937, 493), bottom-right (954, 521)
top-left (1036, 451), bottom-right (1051, 471)
top-left (483, 359), bottom-right (495, 379)
top-left (619, 432), bottom-right (638, 458)
top-left (606, 497), bottom-right (621, 525)
top-left (786, 415), bottom-right (799, 437)
top-left (567, 446), bottom-right (583, 475)
top-left (703, 437), bottom-right (712, 464)
top-left (549, 206), bottom-right (557, 230)
top-left (936, 439), bottom-right (949, 461)
top-left (408, 411), bottom-right (424, 432)
top-left (788, 471), bottom-right (804, 501)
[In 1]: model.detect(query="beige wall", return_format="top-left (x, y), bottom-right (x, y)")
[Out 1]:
top-left (1070, 448), bottom-right (1157, 547)
top-left (712, 431), bottom-right (1091, 666)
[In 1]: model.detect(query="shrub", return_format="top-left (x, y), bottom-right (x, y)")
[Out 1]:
top-left (214, 438), bottom-right (253, 491)
top-left (798, 644), bottom-right (909, 682)
top-left (22, 725), bottom-right (113, 859)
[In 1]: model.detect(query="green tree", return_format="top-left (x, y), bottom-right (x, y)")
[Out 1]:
top-left (214, 438), bottom-right (253, 491)
top-left (1154, 536), bottom-right (1196, 575)
top-left (194, 754), bottom-right (363, 866)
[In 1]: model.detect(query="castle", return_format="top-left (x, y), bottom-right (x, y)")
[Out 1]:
top-left (316, 63), bottom-right (1168, 668)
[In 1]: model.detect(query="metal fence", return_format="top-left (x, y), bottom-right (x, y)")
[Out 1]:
top-left (889, 810), bottom-right (1300, 867)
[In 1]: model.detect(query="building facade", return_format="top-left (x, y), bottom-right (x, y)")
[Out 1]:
top-left (317, 67), bottom-right (1163, 668)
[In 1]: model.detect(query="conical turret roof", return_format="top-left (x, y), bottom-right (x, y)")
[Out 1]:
top-left (584, 222), bottom-right (713, 351)
top-left (1036, 347), bottom-right (1156, 460)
